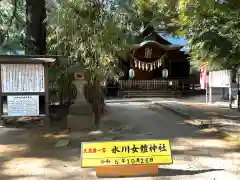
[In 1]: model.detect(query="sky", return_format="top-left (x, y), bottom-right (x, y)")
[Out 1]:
top-left (158, 33), bottom-right (188, 51)
top-left (4, 34), bottom-right (189, 55)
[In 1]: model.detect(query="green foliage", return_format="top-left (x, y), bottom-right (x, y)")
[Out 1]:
top-left (115, 0), bottom-right (178, 34)
top-left (178, 0), bottom-right (240, 71)
top-left (47, 0), bottom-right (179, 82)
top-left (0, 0), bottom-right (25, 54)
top-left (47, 0), bottom-right (131, 82)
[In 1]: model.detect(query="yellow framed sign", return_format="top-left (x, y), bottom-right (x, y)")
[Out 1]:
top-left (80, 139), bottom-right (173, 167)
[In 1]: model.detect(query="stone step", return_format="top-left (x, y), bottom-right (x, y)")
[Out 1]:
top-left (124, 93), bottom-right (177, 96)
top-left (123, 91), bottom-right (178, 94)
top-left (121, 90), bottom-right (178, 92)
top-left (122, 90), bottom-right (175, 92)
top-left (124, 94), bottom-right (177, 98)
top-left (120, 90), bottom-right (181, 98)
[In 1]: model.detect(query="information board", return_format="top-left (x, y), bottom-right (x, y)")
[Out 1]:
top-left (1, 64), bottom-right (45, 92)
top-left (7, 95), bottom-right (39, 116)
top-left (209, 70), bottom-right (231, 87)
top-left (81, 139), bottom-right (172, 167)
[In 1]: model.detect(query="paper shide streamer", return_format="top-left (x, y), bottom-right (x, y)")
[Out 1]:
top-left (132, 54), bottom-right (166, 71)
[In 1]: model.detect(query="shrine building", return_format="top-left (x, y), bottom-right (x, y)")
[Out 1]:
top-left (115, 25), bottom-right (192, 97)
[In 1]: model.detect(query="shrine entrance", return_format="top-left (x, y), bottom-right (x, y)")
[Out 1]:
top-left (117, 25), bottom-right (190, 92)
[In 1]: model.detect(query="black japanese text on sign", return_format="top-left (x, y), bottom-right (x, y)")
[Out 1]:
top-left (80, 139), bottom-right (173, 167)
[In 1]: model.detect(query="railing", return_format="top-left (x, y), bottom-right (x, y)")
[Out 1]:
top-left (119, 80), bottom-right (179, 90)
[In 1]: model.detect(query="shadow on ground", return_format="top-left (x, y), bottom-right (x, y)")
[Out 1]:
top-left (98, 168), bottom-right (224, 178)
top-left (0, 103), bottom-right (239, 179)
top-left (157, 168), bottom-right (223, 176)
top-left (0, 106), bottom-right (134, 179)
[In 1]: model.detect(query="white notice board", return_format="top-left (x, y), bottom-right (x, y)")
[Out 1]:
top-left (7, 95), bottom-right (39, 116)
top-left (209, 70), bottom-right (231, 87)
top-left (1, 64), bottom-right (45, 93)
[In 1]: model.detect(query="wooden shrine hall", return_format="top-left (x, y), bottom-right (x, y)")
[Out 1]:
top-left (118, 26), bottom-right (190, 92)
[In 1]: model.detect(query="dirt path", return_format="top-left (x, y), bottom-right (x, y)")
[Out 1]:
top-left (0, 101), bottom-right (239, 180)
top-left (106, 102), bottom-right (240, 180)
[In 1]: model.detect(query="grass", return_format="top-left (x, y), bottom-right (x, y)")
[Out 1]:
top-left (216, 131), bottom-right (240, 142)
top-left (184, 119), bottom-right (240, 142)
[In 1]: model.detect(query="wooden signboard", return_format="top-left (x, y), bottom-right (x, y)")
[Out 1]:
top-left (0, 55), bottom-right (56, 126)
top-left (1, 64), bottom-right (45, 93)
top-left (80, 139), bottom-right (173, 178)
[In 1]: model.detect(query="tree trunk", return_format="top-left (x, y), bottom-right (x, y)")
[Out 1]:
top-left (25, 0), bottom-right (46, 55)
top-left (25, 0), bottom-right (48, 126)
top-left (93, 79), bottom-right (101, 126)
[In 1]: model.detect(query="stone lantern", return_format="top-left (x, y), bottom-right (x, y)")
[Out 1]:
top-left (67, 63), bottom-right (94, 131)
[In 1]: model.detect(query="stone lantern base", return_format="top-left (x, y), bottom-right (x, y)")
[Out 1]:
top-left (67, 103), bottom-right (95, 131)
top-left (66, 78), bottom-right (94, 131)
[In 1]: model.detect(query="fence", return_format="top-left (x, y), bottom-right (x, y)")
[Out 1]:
top-left (119, 80), bottom-right (179, 90)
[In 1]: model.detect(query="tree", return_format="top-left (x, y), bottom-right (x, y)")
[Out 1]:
top-left (25, 0), bottom-right (46, 55)
top-left (0, 0), bottom-right (25, 54)
top-left (0, 0), bottom-right (48, 55)
top-left (114, 0), bottom-right (178, 35)
top-left (47, 0), bottom-right (132, 124)
top-left (177, 0), bottom-right (240, 75)
top-left (0, 0), bottom-right (179, 125)
top-left (46, 0), bottom-right (182, 124)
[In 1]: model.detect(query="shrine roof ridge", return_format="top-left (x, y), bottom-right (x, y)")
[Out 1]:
top-left (131, 40), bottom-right (183, 51)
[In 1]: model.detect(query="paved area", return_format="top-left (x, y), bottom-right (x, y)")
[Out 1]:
top-left (154, 100), bottom-right (240, 139)
top-left (0, 101), bottom-right (239, 179)
top-left (105, 94), bottom-right (228, 106)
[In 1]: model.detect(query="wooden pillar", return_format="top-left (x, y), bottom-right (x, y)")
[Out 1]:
top-left (44, 63), bottom-right (50, 127)
top-left (0, 64), bottom-right (3, 126)
top-left (229, 85), bottom-right (232, 109)
top-left (209, 86), bottom-right (212, 103)
top-left (169, 59), bottom-right (171, 77)
top-left (237, 75), bottom-right (240, 111)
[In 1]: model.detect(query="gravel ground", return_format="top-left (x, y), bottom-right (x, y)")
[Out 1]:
top-left (0, 101), bottom-right (239, 180)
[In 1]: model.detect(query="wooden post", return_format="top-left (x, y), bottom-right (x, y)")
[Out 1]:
top-left (229, 85), bottom-right (232, 109)
top-left (229, 72), bottom-right (232, 109)
top-left (238, 75), bottom-right (240, 111)
top-left (44, 63), bottom-right (51, 127)
top-left (206, 82), bottom-right (208, 104)
top-left (169, 59), bottom-right (171, 77)
top-left (0, 64), bottom-right (3, 126)
top-left (209, 86), bottom-right (212, 103)
top-left (206, 70), bottom-right (208, 104)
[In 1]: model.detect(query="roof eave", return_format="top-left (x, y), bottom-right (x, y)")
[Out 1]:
top-left (131, 41), bottom-right (183, 51)
top-left (0, 55), bottom-right (59, 63)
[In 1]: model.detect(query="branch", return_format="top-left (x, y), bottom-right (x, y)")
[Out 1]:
top-left (2, 0), bottom-right (18, 41)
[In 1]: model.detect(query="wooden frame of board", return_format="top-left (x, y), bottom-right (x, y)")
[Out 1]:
top-left (0, 55), bottom-right (56, 126)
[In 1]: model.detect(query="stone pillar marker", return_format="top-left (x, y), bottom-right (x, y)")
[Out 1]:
top-left (67, 63), bottom-right (94, 131)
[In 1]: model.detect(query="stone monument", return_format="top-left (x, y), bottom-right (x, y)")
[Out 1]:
top-left (67, 63), bottom-right (94, 131)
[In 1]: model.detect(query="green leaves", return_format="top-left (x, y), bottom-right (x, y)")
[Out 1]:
top-left (46, 0), bottom-right (182, 82)
top-left (0, 0), bottom-right (25, 54)
top-left (178, 0), bottom-right (240, 71)
top-left (47, 0), bottom-right (132, 81)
